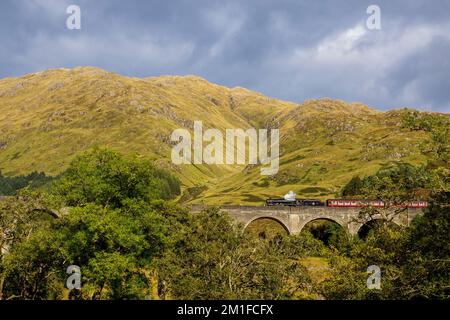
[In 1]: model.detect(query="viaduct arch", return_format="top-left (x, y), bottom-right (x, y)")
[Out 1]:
top-left (190, 205), bottom-right (422, 236)
top-left (244, 216), bottom-right (291, 234)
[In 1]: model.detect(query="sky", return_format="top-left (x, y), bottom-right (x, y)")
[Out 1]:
top-left (1, 0), bottom-right (450, 112)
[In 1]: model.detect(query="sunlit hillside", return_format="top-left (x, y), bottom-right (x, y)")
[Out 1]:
top-left (0, 67), bottom-right (434, 204)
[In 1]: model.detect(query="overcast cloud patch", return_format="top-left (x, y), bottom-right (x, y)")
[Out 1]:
top-left (1, 0), bottom-right (449, 112)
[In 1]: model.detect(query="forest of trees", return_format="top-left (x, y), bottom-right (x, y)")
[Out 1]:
top-left (0, 171), bottom-right (54, 196)
top-left (0, 111), bottom-right (448, 300)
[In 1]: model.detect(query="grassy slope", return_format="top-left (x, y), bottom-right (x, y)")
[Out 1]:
top-left (0, 67), bottom-right (432, 204)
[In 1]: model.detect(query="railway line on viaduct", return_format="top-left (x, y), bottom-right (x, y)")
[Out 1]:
top-left (190, 205), bottom-right (424, 235)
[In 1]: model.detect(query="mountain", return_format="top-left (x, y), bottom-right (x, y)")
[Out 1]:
top-left (0, 67), bottom-right (433, 204)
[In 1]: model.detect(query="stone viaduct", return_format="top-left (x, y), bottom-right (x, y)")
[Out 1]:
top-left (190, 205), bottom-right (423, 235)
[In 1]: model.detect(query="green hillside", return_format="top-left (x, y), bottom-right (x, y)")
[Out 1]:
top-left (0, 67), bottom-right (438, 204)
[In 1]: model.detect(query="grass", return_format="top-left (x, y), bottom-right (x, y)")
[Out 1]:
top-left (0, 67), bottom-right (436, 205)
top-left (245, 218), bottom-right (289, 238)
top-left (299, 257), bottom-right (331, 283)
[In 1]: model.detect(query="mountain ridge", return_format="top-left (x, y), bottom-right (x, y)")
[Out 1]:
top-left (0, 67), bottom-right (438, 204)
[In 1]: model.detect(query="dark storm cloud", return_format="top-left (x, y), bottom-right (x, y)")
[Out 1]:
top-left (1, 0), bottom-right (449, 112)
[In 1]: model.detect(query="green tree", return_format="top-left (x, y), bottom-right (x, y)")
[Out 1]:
top-left (53, 147), bottom-right (180, 208)
top-left (321, 191), bottom-right (449, 300)
top-left (156, 208), bottom-right (313, 299)
top-left (0, 171), bottom-right (54, 196)
top-left (0, 192), bottom-right (63, 299)
top-left (401, 109), bottom-right (450, 163)
top-left (395, 191), bottom-right (450, 299)
top-left (341, 176), bottom-right (363, 197)
top-left (0, 149), bottom-right (178, 300)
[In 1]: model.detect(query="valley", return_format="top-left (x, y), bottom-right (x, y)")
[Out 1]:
top-left (0, 67), bottom-right (436, 204)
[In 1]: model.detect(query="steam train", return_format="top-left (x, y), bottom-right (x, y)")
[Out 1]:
top-left (265, 198), bottom-right (428, 209)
